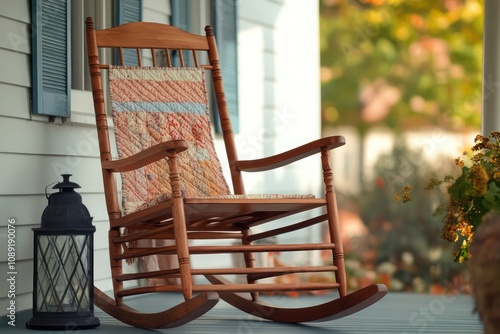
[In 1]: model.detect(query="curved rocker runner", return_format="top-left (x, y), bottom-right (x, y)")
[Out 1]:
top-left (93, 287), bottom-right (219, 329)
top-left (206, 275), bottom-right (387, 323)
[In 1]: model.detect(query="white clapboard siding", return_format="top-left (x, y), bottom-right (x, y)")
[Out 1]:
top-left (143, 0), bottom-right (171, 23)
top-left (0, 261), bottom-right (33, 295)
top-left (0, 260), bottom-right (33, 314)
top-left (0, 1), bottom-right (30, 23)
top-left (0, 118), bottom-right (101, 156)
top-left (0, 8), bottom-right (46, 319)
top-left (0, 154), bottom-right (103, 195)
top-left (0, 83), bottom-right (31, 119)
top-left (0, 49), bottom-right (30, 87)
top-left (0, 16), bottom-right (30, 54)
top-left (0, 193), bottom-right (109, 227)
top-left (0, 224), bottom-right (37, 262)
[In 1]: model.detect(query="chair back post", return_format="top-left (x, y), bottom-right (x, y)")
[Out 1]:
top-left (205, 25), bottom-right (245, 195)
top-left (86, 17), bottom-right (124, 305)
top-left (85, 17), bottom-right (122, 221)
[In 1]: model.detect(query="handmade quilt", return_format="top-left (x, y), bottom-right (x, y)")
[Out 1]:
top-left (109, 66), bottom-right (231, 214)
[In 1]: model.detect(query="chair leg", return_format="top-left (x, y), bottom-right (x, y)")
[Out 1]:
top-left (321, 147), bottom-right (347, 297)
top-left (172, 198), bottom-right (193, 300)
top-left (328, 192), bottom-right (347, 297)
top-left (242, 227), bottom-right (259, 301)
top-left (168, 152), bottom-right (193, 300)
top-left (109, 229), bottom-right (125, 306)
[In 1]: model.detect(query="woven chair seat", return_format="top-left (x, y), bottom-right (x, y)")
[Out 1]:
top-left (130, 192), bottom-right (316, 214)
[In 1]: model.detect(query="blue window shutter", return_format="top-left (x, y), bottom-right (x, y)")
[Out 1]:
top-left (115, 0), bottom-right (142, 65)
top-left (171, 0), bottom-right (190, 31)
top-left (31, 0), bottom-right (71, 118)
top-left (171, 0), bottom-right (190, 67)
top-left (213, 0), bottom-right (239, 133)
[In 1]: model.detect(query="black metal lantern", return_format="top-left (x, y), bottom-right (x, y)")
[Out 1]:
top-left (26, 174), bottom-right (100, 330)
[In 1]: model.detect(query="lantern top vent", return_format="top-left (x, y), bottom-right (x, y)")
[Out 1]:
top-left (39, 174), bottom-right (94, 230)
top-left (52, 173), bottom-right (81, 191)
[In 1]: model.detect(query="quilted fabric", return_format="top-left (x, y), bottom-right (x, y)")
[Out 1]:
top-left (109, 66), bottom-right (231, 214)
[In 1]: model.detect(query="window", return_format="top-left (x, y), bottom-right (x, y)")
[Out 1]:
top-left (71, 0), bottom-right (114, 91)
top-left (212, 0), bottom-right (239, 132)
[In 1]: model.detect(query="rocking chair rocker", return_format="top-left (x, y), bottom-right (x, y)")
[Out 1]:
top-left (85, 17), bottom-right (387, 329)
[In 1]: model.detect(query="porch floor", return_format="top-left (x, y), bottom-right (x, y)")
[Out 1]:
top-left (3, 291), bottom-right (482, 333)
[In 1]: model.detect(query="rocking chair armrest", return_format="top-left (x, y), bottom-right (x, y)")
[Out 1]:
top-left (102, 139), bottom-right (189, 173)
top-left (235, 135), bottom-right (345, 172)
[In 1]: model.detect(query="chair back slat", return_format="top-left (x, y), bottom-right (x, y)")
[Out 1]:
top-left (177, 49), bottom-right (184, 67)
top-left (192, 50), bottom-right (199, 68)
top-left (151, 48), bottom-right (157, 66)
top-left (118, 47), bottom-right (124, 65)
top-left (105, 47), bottom-right (205, 68)
top-left (136, 48), bottom-right (142, 66)
top-left (165, 49), bottom-right (172, 67)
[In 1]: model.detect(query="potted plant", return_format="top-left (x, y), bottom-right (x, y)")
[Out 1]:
top-left (396, 132), bottom-right (500, 333)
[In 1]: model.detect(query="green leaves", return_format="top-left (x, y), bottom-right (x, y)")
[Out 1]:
top-left (482, 181), bottom-right (500, 214)
top-left (447, 167), bottom-right (469, 197)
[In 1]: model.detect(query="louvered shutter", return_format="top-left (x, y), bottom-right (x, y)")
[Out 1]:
top-left (170, 0), bottom-right (190, 67)
top-left (171, 0), bottom-right (189, 31)
top-left (116, 0), bottom-right (142, 65)
top-left (213, 0), bottom-right (239, 133)
top-left (31, 0), bottom-right (71, 118)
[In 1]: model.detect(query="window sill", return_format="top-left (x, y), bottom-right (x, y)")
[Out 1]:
top-left (69, 89), bottom-right (113, 127)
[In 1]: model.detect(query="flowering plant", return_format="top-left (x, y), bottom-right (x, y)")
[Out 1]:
top-left (396, 132), bottom-right (500, 263)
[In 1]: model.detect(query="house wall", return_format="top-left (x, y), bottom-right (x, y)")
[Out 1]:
top-left (0, 0), bottom-right (321, 315)
top-left (233, 0), bottom-right (322, 197)
top-left (0, 1), bottom-right (59, 316)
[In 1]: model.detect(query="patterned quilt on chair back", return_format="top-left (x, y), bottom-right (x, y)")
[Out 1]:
top-left (108, 66), bottom-right (231, 215)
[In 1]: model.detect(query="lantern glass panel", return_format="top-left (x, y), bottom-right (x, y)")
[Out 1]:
top-left (35, 234), bottom-right (90, 313)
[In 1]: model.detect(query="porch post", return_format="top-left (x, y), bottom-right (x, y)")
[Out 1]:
top-left (482, 0), bottom-right (500, 135)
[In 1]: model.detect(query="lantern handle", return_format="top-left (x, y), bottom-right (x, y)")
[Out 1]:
top-left (44, 181), bottom-right (58, 199)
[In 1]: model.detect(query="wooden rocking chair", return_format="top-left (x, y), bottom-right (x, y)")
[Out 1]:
top-left (85, 17), bottom-right (387, 329)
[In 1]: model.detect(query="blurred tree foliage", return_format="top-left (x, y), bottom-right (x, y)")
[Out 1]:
top-left (320, 0), bottom-right (483, 134)
top-left (358, 141), bottom-right (464, 291)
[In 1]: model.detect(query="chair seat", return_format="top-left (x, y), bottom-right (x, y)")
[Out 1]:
top-left (132, 192), bottom-right (316, 214)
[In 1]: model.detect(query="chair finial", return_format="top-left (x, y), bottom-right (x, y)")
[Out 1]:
top-left (205, 25), bottom-right (214, 36)
top-left (85, 17), bottom-right (94, 29)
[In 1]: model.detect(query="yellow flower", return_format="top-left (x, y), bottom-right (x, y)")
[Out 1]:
top-left (468, 164), bottom-right (489, 196)
top-left (472, 134), bottom-right (489, 151)
top-left (491, 131), bottom-right (500, 140)
top-left (394, 185), bottom-right (412, 203)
